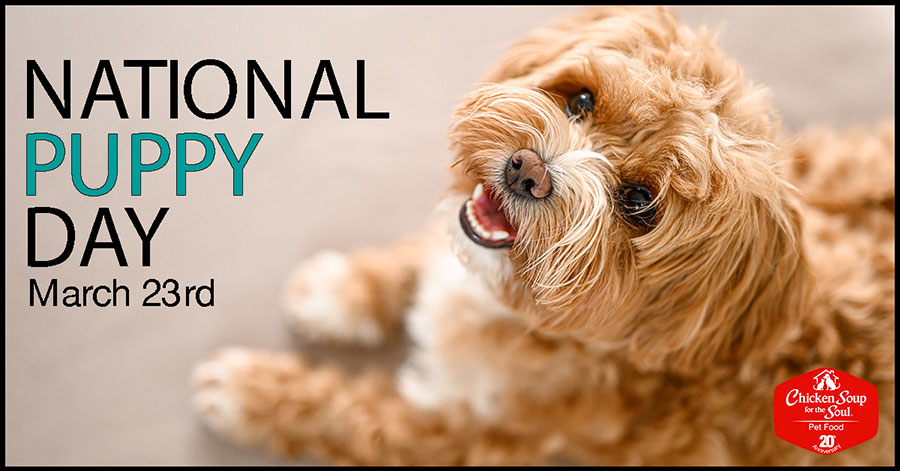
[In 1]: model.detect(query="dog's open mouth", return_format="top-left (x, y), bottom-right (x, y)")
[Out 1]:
top-left (459, 183), bottom-right (518, 249)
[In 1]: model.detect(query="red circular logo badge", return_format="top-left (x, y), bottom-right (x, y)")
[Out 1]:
top-left (774, 367), bottom-right (879, 455)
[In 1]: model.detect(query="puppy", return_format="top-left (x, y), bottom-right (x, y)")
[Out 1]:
top-left (193, 7), bottom-right (894, 465)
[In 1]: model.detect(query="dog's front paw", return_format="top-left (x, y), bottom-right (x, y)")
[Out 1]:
top-left (192, 348), bottom-right (251, 441)
top-left (282, 250), bottom-right (384, 347)
top-left (192, 347), bottom-right (258, 445)
top-left (193, 347), bottom-right (323, 455)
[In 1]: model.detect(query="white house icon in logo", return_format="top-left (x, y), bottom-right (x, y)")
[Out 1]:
top-left (813, 369), bottom-right (841, 391)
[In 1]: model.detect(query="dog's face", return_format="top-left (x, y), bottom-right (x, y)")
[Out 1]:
top-left (443, 7), bottom-right (806, 370)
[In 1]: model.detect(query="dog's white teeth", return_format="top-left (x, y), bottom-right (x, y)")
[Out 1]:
top-left (466, 197), bottom-right (506, 241)
top-left (490, 230), bottom-right (509, 241)
top-left (472, 183), bottom-right (484, 200)
top-left (466, 200), bottom-right (490, 239)
top-left (474, 223), bottom-right (491, 240)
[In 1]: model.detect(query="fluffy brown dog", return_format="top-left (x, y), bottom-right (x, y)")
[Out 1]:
top-left (192, 7), bottom-right (894, 465)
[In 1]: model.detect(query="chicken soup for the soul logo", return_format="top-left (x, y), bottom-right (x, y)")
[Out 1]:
top-left (774, 367), bottom-right (878, 455)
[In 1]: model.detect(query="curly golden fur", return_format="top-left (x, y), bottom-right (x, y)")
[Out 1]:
top-left (192, 7), bottom-right (894, 465)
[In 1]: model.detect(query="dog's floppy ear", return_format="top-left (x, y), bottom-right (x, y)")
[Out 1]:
top-left (673, 196), bottom-right (809, 373)
top-left (626, 140), bottom-right (811, 374)
top-left (483, 6), bottom-right (676, 83)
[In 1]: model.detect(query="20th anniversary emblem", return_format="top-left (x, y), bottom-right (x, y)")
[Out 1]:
top-left (774, 367), bottom-right (879, 455)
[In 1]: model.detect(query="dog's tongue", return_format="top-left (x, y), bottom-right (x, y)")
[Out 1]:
top-left (461, 183), bottom-right (517, 248)
top-left (473, 189), bottom-right (517, 234)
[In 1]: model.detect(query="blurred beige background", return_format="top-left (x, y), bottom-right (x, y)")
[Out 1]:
top-left (4, 6), bottom-right (894, 466)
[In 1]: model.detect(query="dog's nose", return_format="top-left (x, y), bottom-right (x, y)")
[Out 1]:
top-left (505, 149), bottom-right (551, 199)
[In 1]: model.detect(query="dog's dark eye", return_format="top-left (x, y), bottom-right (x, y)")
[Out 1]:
top-left (565, 89), bottom-right (594, 120)
top-left (616, 185), bottom-right (657, 226)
